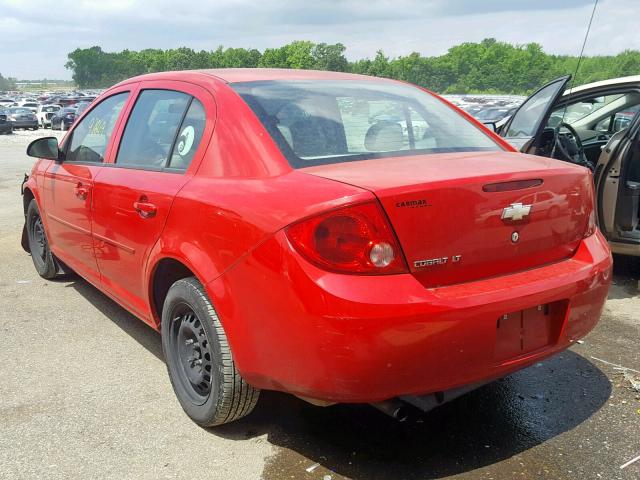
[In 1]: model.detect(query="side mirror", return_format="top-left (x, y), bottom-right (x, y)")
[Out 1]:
top-left (483, 121), bottom-right (497, 133)
top-left (27, 137), bottom-right (60, 161)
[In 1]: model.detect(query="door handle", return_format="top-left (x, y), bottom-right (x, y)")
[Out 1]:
top-left (74, 183), bottom-right (88, 200)
top-left (133, 198), bottom-right (157, 218)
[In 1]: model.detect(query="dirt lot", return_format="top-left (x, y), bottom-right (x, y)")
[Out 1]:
top-left (0, 129), bottom-right (639, 480)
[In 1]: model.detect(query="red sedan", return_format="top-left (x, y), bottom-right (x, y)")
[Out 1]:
top-left (21, 69), bottom-right (612, 426)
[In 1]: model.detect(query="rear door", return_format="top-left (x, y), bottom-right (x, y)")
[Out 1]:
top-left (42, 89), bottom-right (131, 285)
top-left (500, 76), bottom-right (571, 152)
top-left (595, 115), bottom-right (640, 254)
top-left (91, 81), bottom-right (214, 320)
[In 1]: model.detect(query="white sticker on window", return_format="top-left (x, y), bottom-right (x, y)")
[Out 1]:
top-left (176, 125), bottom-right (195, 156)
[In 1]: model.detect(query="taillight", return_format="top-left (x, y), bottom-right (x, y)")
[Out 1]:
top-left (285, 201), bottom-right (408, 274)
top-left (584, 172), bottom-right (597, 238)
top-left (584, 209), bottom-right (597, 238)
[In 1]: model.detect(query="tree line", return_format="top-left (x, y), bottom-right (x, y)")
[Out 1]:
top-left (0, 74), bottom-right (17, 91)
top-left (65, 39), bottom-right (640, 93)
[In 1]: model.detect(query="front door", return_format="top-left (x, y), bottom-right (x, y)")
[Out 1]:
top-left (91, 83), bottom-right (212, 322)
top-left (595, 117), bottom-right (640, 255)
top-left (42, 91), bottom-right (130, 284)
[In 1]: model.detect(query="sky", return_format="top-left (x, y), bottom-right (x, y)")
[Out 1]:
top-left (0, 0), bottom-right (638, 80)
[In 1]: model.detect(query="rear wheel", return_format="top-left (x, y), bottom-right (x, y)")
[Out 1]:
top-left (26, 199), bottom-right (57, 279)
top-left (161, 277), bottom-right (260, 426)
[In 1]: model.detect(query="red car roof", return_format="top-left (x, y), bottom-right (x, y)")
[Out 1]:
top-left (117, 68), bottom-right (394, 86)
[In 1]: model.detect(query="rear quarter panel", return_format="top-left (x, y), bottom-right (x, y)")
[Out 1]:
top-left (146, 78), bottom-right (372, 323)
top-left (148, 171), bottom-right (372, 293)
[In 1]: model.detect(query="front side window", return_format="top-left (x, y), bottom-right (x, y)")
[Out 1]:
top-left (594, 104), bottom-right (640, 133)
top-left (116, 90), bottom-right (192, 169)
top-left (65, 92), bottom-right (129, 163)
top-left (233, 80), bottom-right (500, 168)
top-left (506, 78), bottom-right (568, 138)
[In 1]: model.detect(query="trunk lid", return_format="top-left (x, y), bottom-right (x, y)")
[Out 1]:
top-left (302, 151), bottom-right (592, 287)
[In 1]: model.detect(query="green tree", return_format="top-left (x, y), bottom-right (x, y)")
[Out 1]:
top-left (0, 73), bottom-right (17, 90)
top-left (312, 43), bottom-right (348, 71)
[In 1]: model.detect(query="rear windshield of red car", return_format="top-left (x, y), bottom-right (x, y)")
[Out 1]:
top-left (232, 80), bottom-right (502, 168)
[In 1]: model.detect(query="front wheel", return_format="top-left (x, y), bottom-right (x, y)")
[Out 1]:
top-left (26, 199), bottom-right (57, 279)
top-left (161, 277), bottom-right (260, 426)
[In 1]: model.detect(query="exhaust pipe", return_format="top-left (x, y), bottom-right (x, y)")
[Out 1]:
top-left (371, 399), bottom-right (410, 422)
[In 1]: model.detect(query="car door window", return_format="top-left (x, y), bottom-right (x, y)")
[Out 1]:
top-left (116, 90), bottom-right (190, 168)
top-left (505, 77), bottom-right (570, 139)
top-left (167, 98), bottom-right (206, 170)
top-left (65, 92), bottom-right (129, 163)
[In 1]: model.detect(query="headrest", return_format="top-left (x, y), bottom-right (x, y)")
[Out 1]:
top-left (364, 121), bottom-right (403, 152)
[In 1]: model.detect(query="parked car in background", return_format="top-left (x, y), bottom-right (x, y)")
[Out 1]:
top-left (6, 107), bottom-right (38, 130)
top-left (21, 69), bottom-right (611, 427)
top-left (498, 75), bottom-right (640, 257)
top-left (475, 106), bottom-right (517, 124)
top-left (50, 107), bottom-right (77, 131)
top-left (18, 101), bottom-right (39, 113)
top-left (74, 101), bottom-right (92, 116)
top-left (36, 104), bottom-right (61, 128)
top-left (0, 109), bottom-right (13, 134)
top-left (0, 98), bottom-right (14, 108)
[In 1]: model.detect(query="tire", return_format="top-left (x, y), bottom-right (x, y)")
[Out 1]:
top-left (26, 199), bottom-right (57, 279)
top-left (32, 125), bottom-right (38, 131)
top-left (161, 277), bottom-right (260, 426)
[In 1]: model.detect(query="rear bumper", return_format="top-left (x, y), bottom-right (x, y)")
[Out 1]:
top-left (10, 120), bottom-right (37, 128)
top-left (209, 230), bottom-right (612, 403)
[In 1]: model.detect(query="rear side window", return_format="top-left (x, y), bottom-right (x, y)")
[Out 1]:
top-left (65, 92), bottom-right (129, 163)
top-left (233, 80), bottom-right (500, 168)
top-left (168, 100), bottom-right (206, 170)
top-left (116, 89), bottom-right (206, 171)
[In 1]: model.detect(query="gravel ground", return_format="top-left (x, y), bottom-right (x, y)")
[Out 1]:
top-left (0, 129), bottom-right (639, 480)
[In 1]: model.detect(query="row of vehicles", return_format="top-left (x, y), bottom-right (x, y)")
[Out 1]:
top-left (445, 94), bottom-right (524, 124)
top-left (0, 91), bottom-right (98, 133)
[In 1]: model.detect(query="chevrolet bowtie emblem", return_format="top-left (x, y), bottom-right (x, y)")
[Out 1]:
top-left (501, 202), bottom-right (532, 221)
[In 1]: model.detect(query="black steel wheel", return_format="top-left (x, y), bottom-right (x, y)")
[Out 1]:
top-left (161, 277), bottom-right (260, 426)
top-left (26, 199), bottom-right (57, 278)
top-left (168, 305), bottom-right (215, 405)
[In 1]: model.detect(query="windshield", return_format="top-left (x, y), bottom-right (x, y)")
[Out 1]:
top-left (548, 94), bottom-right (630, 127)
top-left (10, 108), bottom-right (32, 114)
top-left (233, 80), bottom-right (501, 168)
top-left (42, 106), bottom-right (60, 112)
